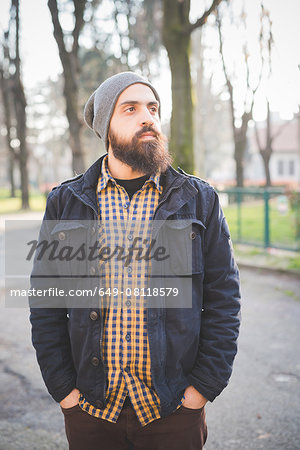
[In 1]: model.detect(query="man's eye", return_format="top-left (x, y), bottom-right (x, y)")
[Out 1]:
top-left (126, 106), bottom-right (135, 112)
top-left (150, 107), bottom-right (158, 113)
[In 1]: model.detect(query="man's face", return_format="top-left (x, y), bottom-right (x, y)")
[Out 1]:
top-left (108, 83), bottom-right (172, 174)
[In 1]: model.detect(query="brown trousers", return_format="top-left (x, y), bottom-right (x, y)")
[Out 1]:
top-left (61, 402), bottom-right (208, 450)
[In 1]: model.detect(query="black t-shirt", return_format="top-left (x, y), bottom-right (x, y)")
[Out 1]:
top-left (114, 174), bottom-right (150, 200)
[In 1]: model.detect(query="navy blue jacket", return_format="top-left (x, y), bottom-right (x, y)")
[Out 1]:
top-left (30, 154), bottom-right (241, 418)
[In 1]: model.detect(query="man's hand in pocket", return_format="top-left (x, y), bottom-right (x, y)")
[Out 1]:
top-left (59, 388), bottom-right (80, 409)
top-left (183, 386), bottom-right (207, 409)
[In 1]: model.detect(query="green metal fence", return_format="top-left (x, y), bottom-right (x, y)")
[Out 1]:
top-left (217, 187), bottom-right (300, 251)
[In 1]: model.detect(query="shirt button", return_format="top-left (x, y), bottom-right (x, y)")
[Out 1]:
top-left (189, 231), bottom-right (196, 240)
top-left (95, 400), bottom-right (104, 409)
top-left (123, 203), bottom-right (129, 209)
top-left (124, 366), bottom-right (130, 373)
top-left (127, 266), bottom-right (132, 274)
top-left (91, 356), bottom-right (99, 366)
top-left (125, 333), bottom-right (131, 342)
top-left (58, 231), bottom-right (65, 241)
top-left (89, 311), bottom-right (98, 321)
top-left (128, 234), bottom-right (133, 241)
top-left (125, 300), bottom-right (131, 307)
top-left (90, 266), bottom-right (96, 275)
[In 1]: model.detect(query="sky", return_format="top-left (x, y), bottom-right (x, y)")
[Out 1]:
top-left (0, 0), bottom-right (300, 122)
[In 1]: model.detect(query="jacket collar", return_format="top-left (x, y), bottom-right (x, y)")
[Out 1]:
top-left (97, 154), bottom-right (162, 195)
top-left (67, 154), bottom-right (106, 214)
top-left (68, 153), bottom-right (198, 217)
top-left (154, 165), bottom-right (198, 221)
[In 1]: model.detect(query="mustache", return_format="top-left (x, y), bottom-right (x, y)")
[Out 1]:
top-left (135, 126), bottom-right (160, 139)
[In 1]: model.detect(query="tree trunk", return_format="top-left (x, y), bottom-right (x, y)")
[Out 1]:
top-left (261, 151), bottom-right (271, 187)
top-left (162, 0), bottom-right (222, 174)
top-left (255, 102), bottom-right (274, 187)
top-left (13, 83), bottom-right (29, 208)
top-left (0, 67), bottom-right (16, 197)
top-left (48, 0), bottom-right (86, 175)
top-left (167, 40), bottom-right (194, 173)
top-left (162, 0), bottom-right (194, 173)
top-left (12, 0), bottom-right (29, 209)
top-left (192, 29), bottom-right (205, 178)
top-left (234, 139), bottom-right (245, 188)
top-left (233, 112), bottom-right (252, 187)
top-left (64, 73), bottom-right (84, 174)
top-left (9, 153), bottom-right (16, 197)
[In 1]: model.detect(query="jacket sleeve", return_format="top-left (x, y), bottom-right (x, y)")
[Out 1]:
top-left (29, 189), bottom-right (77, 403)
top-left (188, 189), bottom-right (241, 402)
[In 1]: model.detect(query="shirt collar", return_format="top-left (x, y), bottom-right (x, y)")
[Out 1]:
top-left (97, 154), bottom-right (163, 195)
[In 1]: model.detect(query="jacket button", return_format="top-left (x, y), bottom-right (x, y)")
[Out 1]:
top-left (189, 231), bottom-right (196, 240)
top-left (90, 266), bottom-right (96, 275)
top-left (58, 231), bottom-right (66, 241)
top-left (95, 400), bottom-right (103, 409)
top-left (89, 311), bottom-right (98, 321)
top-left (91, 356), bottom-right (99, 366)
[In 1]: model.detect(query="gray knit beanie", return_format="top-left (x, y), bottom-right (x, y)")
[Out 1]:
top-left (83, 71), bottom-right (161, 149)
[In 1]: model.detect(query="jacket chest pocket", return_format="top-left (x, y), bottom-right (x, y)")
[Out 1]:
top-left (162, 218), bottom-right (205, 276)
top-left (49, 221), bottom-right (91, 277)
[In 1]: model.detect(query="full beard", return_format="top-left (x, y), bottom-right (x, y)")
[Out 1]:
top-left (108, 126), bottom-right (172, 175)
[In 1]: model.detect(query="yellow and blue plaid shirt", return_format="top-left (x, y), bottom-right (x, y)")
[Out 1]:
top-left (79, 155), bottom-right (165, 426)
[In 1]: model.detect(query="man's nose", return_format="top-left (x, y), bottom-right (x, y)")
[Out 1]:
top-left (139, 108), bottom-right (154, 127)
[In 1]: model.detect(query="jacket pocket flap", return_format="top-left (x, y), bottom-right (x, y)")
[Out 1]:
top-left (50, 221), bottom-right (88, 235)
top-left (165, 218), bottom-right (206, 230)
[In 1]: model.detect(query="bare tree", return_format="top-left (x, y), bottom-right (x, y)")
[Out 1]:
top-left (253, 5), bottom-right (289, 187)
top-left (162, 0), bottom-right (222, 173)
top-left (0, 33), bottom-right (16, 197)
top-left (8, 0), bottom-right (30, 208)
top-left (255, 103), bottom-right (291, 187)
top-left (47, 0), bottom-right (88, 174)
top-left (217, 3), bottom-right (263, 187)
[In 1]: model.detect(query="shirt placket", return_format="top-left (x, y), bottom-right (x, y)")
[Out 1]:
top-left (121, 188), bottom-right (136, 386)
top-left (122, 186), bottom-right (151, 405)
top-left (114, 185), bottom-right (133, 389)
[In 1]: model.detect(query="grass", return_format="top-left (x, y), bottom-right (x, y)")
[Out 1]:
top-left (275, 287), bottom-right (300, 302)
top-left (284, 289), bottom-right (296, 298)
top-left (287, 256), bottom-right (300, 271)
top-left (234, 243), bottom-right (300, 273)
top-left (1, 189), bottom-right (300, 252)
top-left (0, 188), bottom-right (46, 214)
top-left (223, 199), bottom-right (299, 250)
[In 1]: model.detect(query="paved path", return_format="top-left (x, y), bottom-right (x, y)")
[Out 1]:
top-left (0, 268), bottom-right (299, 449)
top-left (205, 268), bottom-right (300, 450)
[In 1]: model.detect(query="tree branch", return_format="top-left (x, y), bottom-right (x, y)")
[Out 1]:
top-left (254, 121), bottom-right (263, 152)
top-left (185, 0), bottom-right (222, 35)
top-left (0, 64), bottom-right (18, 159)
top-left (217, 13), bottom-right (236, 138)
top-left (242, 7), bottom-right (263, 115)
top-left (72, 0), bottom-right (87, 56)
top-left (48, 0), bottom-right (69, 70)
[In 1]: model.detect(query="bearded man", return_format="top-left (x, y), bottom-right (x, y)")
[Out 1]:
top-left (30, 72), bottom-right (241, 450)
